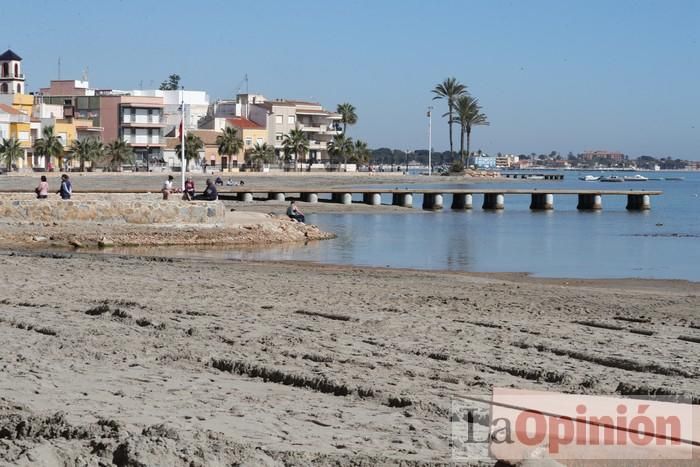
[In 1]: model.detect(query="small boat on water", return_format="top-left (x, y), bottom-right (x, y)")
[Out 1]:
top-left (600, 175), bottom-right (624, 182)
top-left (579, 175), bottom-right (600, 181)
top-left (623, 174), bottom-right (649, 181)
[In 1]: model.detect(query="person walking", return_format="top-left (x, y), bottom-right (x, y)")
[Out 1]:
top-left (35, 175), bottom-right (49, 199)
top-left (58, 174), bottom-right (72, 200)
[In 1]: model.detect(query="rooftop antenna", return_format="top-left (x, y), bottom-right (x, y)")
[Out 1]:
top-left (139, 80), bottom-right (143, 90)
top-left (245, 73), bottom-right (248, 94)
top-left (81, 67), bottom-right (89, 82)
top-left (57, 57), bottom-right (61, 80)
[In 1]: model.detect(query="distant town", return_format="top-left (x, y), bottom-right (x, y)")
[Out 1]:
top-left (0, 49), bottom-right (697, 174)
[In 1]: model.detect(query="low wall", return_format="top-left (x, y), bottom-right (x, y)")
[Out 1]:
top-left (0, 195), bottom-right (225, 224)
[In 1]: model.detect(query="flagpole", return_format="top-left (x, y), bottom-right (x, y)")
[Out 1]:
top-left (180, 87), bottom-right (186, 190)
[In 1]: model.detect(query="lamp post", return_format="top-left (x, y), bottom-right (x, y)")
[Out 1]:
top-left (145, 144), bottom-right (150, 172)
top-left (405, 148), bottom-right (410, 174)
top-left (427, 106), bottom-right (433, 176)
top-left (180, 87), bottom-right (186, 190)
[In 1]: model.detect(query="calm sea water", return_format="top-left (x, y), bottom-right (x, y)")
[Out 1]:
top-left (213, 171), bottom-right (700, 281)
top-left (82, 171), bottom-right (699, 281)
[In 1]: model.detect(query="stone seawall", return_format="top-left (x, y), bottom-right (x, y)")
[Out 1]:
top-left (0, 195), bottom-right (225, 224)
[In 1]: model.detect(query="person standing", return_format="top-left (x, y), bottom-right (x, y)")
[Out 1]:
top-left (58, 174), bottom-right (72, 200)
top-left (162, 175), bottom-right (174, 200)
top-left (35, 176), bottom-right (49, 199)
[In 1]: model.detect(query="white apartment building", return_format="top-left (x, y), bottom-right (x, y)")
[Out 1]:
top-left (130, 89), bottom-right (209, 133)
top-left (248, 99), bottom-right (341, 164)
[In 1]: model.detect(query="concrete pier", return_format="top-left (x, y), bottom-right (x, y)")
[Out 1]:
top-left (300, 192), bottom-right (318, 203)
top-left (422, 193), bottom-right (443, 210)
top-left (483, 193), bottom-right (505, 210)
top-left (363, 193), bottom-right (382, 205)
top-left (451, 193), bottom-right (473, 210)
top-left (577, 193), bottom-right (602, 210)
top-left (530, 193), bottom-right (554, 210)
top-left (391, 193), bottom-right (413, 208)
top-left (626, 194), bottom-right (651, 210)
top-left (268, 192), bottom-right (285, 202)
top-left (238, 192), bottom-right (253, 202)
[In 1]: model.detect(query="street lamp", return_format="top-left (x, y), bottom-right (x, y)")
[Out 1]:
top-left (146, 144), bottom-right (150, 172)
top-left (427, 106), bottom-right (433, 176)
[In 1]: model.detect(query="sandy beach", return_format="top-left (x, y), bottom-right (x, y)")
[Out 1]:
top-left (0, 250), bottom-right (698, 466)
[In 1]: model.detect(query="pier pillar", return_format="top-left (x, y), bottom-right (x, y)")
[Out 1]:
top-left (392, 193), bottom-right (413, 208)
top-left (268, 192), bottom-right (285, 202)
top-left (451, 193), bottom-right (473, 210)
top-left (483, 193), bottom-right (505, 210)
top-left (238, 192), bottom-right (253, 202)
top-left (626, 194), bottom-right (651, 211)
top-left (340, 193), bottom-right (352, 205)
top-left (301, 193), bottom-right (318, 203)
top-left (530, 193), bottom-right (554, 210)
top-left (364, 193), bottom-right (381, 205)
top-left (577, 194), bottom-right (602, 210)
top-left (422, 193), bottom-right (443, 210)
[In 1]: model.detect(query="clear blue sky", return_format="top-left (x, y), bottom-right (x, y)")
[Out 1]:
top-left (5, 0), bottom-right (699, 159)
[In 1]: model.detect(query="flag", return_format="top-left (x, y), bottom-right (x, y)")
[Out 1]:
top-left (177, 119), bottom-right (183, 138)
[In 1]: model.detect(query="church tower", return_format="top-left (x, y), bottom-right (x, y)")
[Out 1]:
top-left (0, 50), bottom-right (25, 95)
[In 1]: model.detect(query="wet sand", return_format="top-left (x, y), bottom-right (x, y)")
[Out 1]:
top-left (0, 252), bottom-right (698, 465)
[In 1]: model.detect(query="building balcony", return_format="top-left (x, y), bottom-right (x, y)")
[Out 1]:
top-left (122, 135), bottom-right (164, 147)
top-left (121, 118), bottom-right (165, 127)
top-left (0, 73), bottom-right (24, 80)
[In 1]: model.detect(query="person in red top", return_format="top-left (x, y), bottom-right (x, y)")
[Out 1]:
top-left (35, 175), bottom-right (49, 199)
top-left (183, 177), bottom-right (195, 200)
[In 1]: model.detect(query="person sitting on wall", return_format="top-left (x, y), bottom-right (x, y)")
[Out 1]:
top-left (226, 178), bottom-right (234, 186)
top-left (286, 200), bottom-right (305, 223)
top-left (183, 176), bottom-right (195, 200)
top-left (35, 175), bottom-right (49, 199)
top-left (195, 178), bottom-right (218, 201)
top-left (162, 175), bottom-right (174, 200)
top-left (215, 176), bottom-right (224, 186)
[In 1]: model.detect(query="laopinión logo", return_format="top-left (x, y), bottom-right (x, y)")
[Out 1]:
top-left (451, 389), bottom-right (696, 462)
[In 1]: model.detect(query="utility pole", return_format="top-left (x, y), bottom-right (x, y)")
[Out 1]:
top-left (405, 149), bottom-right (410, 174)
top-left (180, 86), bottom-right (186, 190)
top-left (427, 106), bottom-right (433, 176)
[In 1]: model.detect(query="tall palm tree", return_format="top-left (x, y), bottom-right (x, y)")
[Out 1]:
top-left (336, 103), bottom-right (357, 135)
top-left (282, 129), bottom-right (309, 165)
top-left (350, 139), bottom-right (371, 165)
top-left (328, 134), bottom-right (354, 171)
top-left (432, 77), bottom-right (467, 162)
top-left (246, 143), bottom-right (275, 171)
top-left (33, 125), bottom-right (64, 171)
top-left (0, 138), bottom-right (23, 171)
top-left (176, 133), bottom-right (204, 171)
top-left (453, 95), bottom-right (489, 166)
top-left (105, 139), bottom-right (134, 172)
top-left (216, 127), bottom-right (243, 172)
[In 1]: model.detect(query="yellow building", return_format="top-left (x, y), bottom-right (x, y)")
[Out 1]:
top-left (226, 117), bottom-right (267, 171)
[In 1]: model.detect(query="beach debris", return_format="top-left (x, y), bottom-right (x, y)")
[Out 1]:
top-left (31, 236), bottom-right (48, 242)
top-left (294, 309), bottom-right (354, 322)
top-left (98, 236), bottom-right (115, 248)
top-left (68, 238), bottom-right (84, 248)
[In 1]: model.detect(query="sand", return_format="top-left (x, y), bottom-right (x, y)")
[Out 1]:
top-left (0, 251), bottom-right (698, 466)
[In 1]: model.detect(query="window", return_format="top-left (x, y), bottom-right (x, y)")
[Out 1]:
top-left (275, 132), bottom-right (283, 141)
top-left (16, 83), bottom-right (21, 94)
top-left (18, 131), bottom-right (29, 141)
top-left (0, 83), bottom-right (8, 93)
top-left (287, 115), bottom-right (295, 125)
top-left (275, 115), bottom-right (283, 124)
top-left (14, 63), bottom-right (19, 77)
top-left (256, 138), bottom-right (263, 145)
top-left (1, 63), bottom-right (7, 77)
top-left (245, 137), bottom-right (252, 146)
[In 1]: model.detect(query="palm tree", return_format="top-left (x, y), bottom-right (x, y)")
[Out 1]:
top-left (70, 138), bottom-right (94, 172)
top-left (33, 125), bottom-right (64, 171)
top-left (88, 140), bottom-right (105, 171)
top-left (216, 127), bottom-right (243, 172)
top-left (328, 134), bottom-right (354, 171)
top-left (336, 103), bottom-right (357, 135)
top-left (0, 138), bottom-right (23, 171)
top-left (105, 139), bottom-right (134, 172)
top-left (453, 95), bottom-right (489, 166)
top-left (282, 129), bottom-right (309, 167)
top-left (176, 133), bottom-right (204, 171)
top-left (432, 77), bottom-right (467, 162)
top-left (246, 143), bottom-right (275, 171)
top-left (350, 139), bottom-right (371, 165)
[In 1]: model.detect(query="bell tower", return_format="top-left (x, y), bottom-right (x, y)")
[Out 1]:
top-left (0, 50), bottom-right (25, 95)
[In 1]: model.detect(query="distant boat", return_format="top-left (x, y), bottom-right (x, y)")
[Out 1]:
top-left (579, 175), bottom-right (600, 181)
top-left (600, 175), bottom-right (624, 182)
top-left (623, 174), bottom-right (649, 181)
